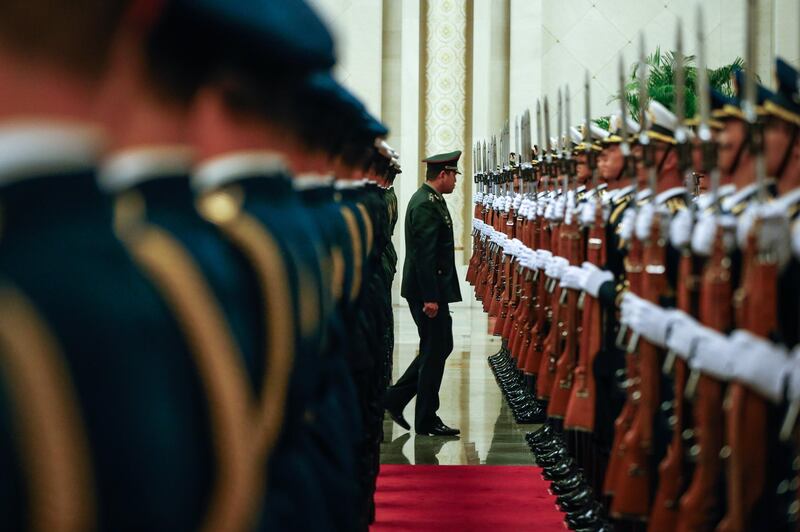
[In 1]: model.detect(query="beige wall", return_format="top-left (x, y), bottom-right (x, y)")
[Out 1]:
top-left (307, 0), bottom-right (797, 267)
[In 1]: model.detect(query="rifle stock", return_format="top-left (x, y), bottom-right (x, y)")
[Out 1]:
top-left (718, 226), bottom-right (776, 532)
top-left (565, 204), bottom-right (607, 432)
top-left (548, 214), bottom-right (584, 418)
top-left (536, 221), bottom-right (563, 399)
top-left (604, 234), bottom-right (644, 497)
top-left (649, 248), bottom-right (701, 531)
top-left (611, 217), bottom-right (667, 520)
top-left (676, 228), bottom-right (731, 532)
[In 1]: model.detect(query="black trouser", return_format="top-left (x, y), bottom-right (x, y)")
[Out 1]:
top-left (384, 299), bottom-right (453, 430)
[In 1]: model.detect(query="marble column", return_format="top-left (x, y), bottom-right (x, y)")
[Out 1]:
top-left (424, 0), bottom-right (468, 256)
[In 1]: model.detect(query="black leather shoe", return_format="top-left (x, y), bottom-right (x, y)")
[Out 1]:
top-left (542, 459), bottom-right (579, 481)
top-left (526, 424), bottom-right (555, 444)
top-left (558, 487), bottom-right (594, 512)
top-left (565, 502), bottom-right (606, 529)
top-left (416, 420), bottom-right (460, 436)
top-left (549, 473), bottom-right (585, 496)
top-left (385, 406), bottom-right (410, 431)
top-left (536, 447), bottom-right (571, 467)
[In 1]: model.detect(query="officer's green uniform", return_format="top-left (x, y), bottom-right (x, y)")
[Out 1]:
top-left (385, 151), bottom-right (462, 432)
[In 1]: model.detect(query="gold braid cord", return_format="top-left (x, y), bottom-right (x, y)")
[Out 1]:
top-left (339, 206), bottom-right (363, 303)
top-left (0, 285), bottom-right (95, 532)
top-left (212, 213), bottom-right (297, 462)
top-left (122, 225), bottom-right (258, 532)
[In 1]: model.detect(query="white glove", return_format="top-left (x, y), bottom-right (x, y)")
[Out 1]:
top-left (665, 313), bottom-right (712, 360)
top-left (689, 329), bottom-right (735, 381)
top-left (544, 201), bottom-right (554, 220)
top-left (670, 208), bottom-right (693, 249)
top-left (635, 202), bottom-right (655, 242)
top-left (533, 249), bottom-right (552, 270)
top-left (736, 203), bottom-right (758, 250)
top-left (793, 219), bottom-right (800, 260)
top-left (554, 196), bottom-right (566, 221)
top-left (619, 207), bottom-right (636, 242)
top-left (582, 267), bottom-right (614, 298)
top-left (545, 256), bottom-right (569, 280)
top-left (560, 265), bottom-right (590, 291)
top-left (580, 201), bottom-right (596, 226)
top-left (757, 204), bottom-right (792, 269)
top-left (787, 346), bottom-right (800, 403)
top-left (619, 292), bottom-right (642, 327)
top-left (581, 261), bottom-right (600, 273)
top-left (624, 295), bottom-right (673, 347)
top-left (729, 330), bottom-right (791, 404)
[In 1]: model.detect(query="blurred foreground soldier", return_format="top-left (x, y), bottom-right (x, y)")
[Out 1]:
top-left (0, 1), bottom-right (261, 530)
top-left (384, 151), bottom-right (462, 436)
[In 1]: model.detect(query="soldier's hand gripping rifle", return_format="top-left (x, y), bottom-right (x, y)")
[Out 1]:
top-left (549, 85), bottom-right (584, 418)
top-left (566, 71), bottom-right (605, 433)
top-left (611, 35), bottom-right (668, 519)
top-left (718, 2), bottom-right (775, 524)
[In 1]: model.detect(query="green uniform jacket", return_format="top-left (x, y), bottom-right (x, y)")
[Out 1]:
top-left (400, 183), bottom-right (462, 303)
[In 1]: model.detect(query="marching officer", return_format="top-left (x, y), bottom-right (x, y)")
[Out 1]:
top-left (384, 151), bottom-right (462, 437)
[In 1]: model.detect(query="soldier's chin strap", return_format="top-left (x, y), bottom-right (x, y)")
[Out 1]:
top-left (656, 145), bottom-right (674, 175)
top-left (775, 125), bottom-right (800, 181)
top-left (727, 135), bottom-right (750, 177)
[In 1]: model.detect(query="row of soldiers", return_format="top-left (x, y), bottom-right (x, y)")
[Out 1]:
top-left (0, 0), bottom-right (399, 531)
top-left (469, 6), bottom-right (800, 532)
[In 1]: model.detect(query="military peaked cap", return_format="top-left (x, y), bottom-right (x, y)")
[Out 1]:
top-left (166, 0), bottom-right (336, 73)
top-left (422, 150), bottom-right (462, 174)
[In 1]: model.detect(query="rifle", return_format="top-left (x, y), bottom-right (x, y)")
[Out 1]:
top-left (565, 70), bottom-right (604, 432)
top-left (520, 101), bottom-right (549, 376)
top-left (509, 115), bottom-right (534, 356)
top-left (604, 50), bottom-right (643, 498)
top-left (650, 17), bottom-right (704, 529)
top-left (467, 141), bottom-right (486, 286)
top-left (717, 2), bottom-right (774, 523)
top-left (535, 95), bottom-right (561, 399)
top-left (549, 85), bottom-right (583, 418)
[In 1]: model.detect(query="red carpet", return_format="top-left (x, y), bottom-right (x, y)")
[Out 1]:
top-left (372, 465), bottom-right (565, 531)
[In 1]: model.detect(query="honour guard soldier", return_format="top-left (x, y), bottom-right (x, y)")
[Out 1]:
top-left (384, 150), bottom-right (462, 437)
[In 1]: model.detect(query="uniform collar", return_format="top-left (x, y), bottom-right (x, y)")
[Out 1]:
top-left (721, 180), bottom-right (775, 211)
top-left (192, 150), bottom-right (288, 193)
top-left (655, 186), bottom-right (686, 204)
top-left (293, 172), bottom-right (335, 190)
top-left (636, 188), bottom-right (652, 201)
top-left (696, 183), bottom-right (737, 210)
top-left (98, 145), bottom-right (193, 193)
top-left (776, 186), bottom-right (800, 212)
top-left (0, 120), bottom-right (104, 187)
top-left (423, 182), bottom-right (443, 200)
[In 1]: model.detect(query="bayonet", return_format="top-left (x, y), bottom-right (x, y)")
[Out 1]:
top-left (544, 96), bottom-right (553, 193)
top-left (585, 69), bottom-right (599, 193)
top-left (618, 53), bottom-right (634, 199)
top-left (743, 0), bottom-right (766, 202)
top-left (674, 18), bottom-right (694, 208)
top-left (696, 5), bottom-right (720, 212)
top-left (637, 32), bottom-right (655, 203)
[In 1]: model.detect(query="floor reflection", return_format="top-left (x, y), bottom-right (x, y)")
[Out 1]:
top-left (380, 269), bottom-right (535, 466)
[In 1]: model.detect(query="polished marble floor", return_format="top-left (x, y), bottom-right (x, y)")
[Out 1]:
top-left (381, 266), bottom-right (539, 466)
